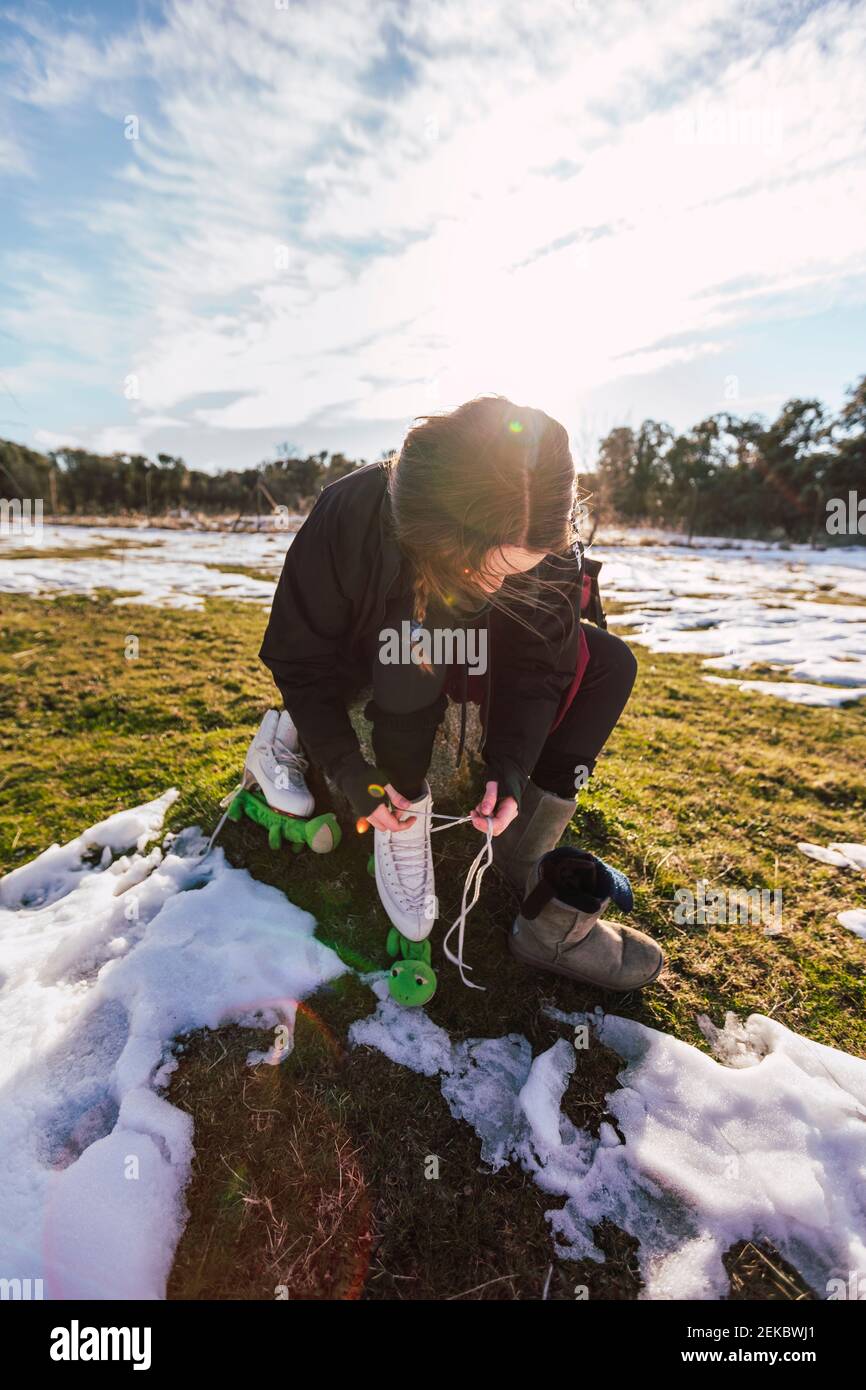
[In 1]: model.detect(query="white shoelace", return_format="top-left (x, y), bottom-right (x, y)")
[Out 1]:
top-left (399, 807), bottom-right (495, 991)
top-left (199, 779), bottom-right (247, 858)
top-left (386, 813), bottom-right (429, 904)
top-left (272, 738), bottom-right (309, 786)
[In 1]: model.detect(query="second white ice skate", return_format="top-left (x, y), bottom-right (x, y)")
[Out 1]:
top-left (243, 709), bottom-right (315, 818)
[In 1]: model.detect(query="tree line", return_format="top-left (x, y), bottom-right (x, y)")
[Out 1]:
top-left (0, 440), bottom-right (366, 518)
top-left (592, 374), bottom-right (865, 541)
top-left (1, 374), bottom-right (863, 540)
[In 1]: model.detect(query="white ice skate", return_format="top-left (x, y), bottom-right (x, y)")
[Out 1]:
top-left (374, 780), bottom-right (438, 941)
top-left (243, 709), bottom-right (315, 818)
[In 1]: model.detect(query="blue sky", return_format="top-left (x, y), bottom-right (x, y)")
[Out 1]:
top-left (1, 0), bottom-right (865, 473)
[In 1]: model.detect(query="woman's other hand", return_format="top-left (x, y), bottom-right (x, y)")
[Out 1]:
top-left (469, 780), bottom-right (518, 834)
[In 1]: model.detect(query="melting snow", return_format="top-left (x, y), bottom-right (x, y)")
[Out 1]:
top-left (0, 524), bottom-right (286, 611)
top-left (2, 526), bottom-right (865, 702)
top-left (598, 538), bottom-right (866, 705)
top-left (704, 676), bottom-right (866, 707)
top-left (0, 793), bottom-right (346, 1298)
top-left (795, 841), bottom-right (866, 939)
top-left (797, 842), bottom-right (866, 872)
top-left (3, 793), bottom-right (865, 1301)
top-left (838, 910), bottom-right (866, 939)
top-left (350, 984), bottom-right (866, 1299)
top-left (797, 843), bottom-right (858, 868)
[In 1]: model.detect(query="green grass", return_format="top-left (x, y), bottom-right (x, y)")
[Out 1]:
top-left (1, 589), bottom-right (864, 1300)
top-left (0, 537), bottom-right (165, 562)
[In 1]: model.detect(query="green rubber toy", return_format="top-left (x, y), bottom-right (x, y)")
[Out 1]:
top-left (227, 788), bottom-right (341, 854)
top-left (385, 926), bottom-right (432, 964)
top-left (385, 925), bottom-right (437, 1006)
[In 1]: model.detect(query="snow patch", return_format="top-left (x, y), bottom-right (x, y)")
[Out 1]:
top-left (795, 841), bottom-right (866, 942)
top-left (838, 910), bottom-right (866, 940)
top-left (797, 842), bottom-right (856, 868)
top-left (4, 525), bottom-right (866, 703)
top-left (704, 676), bottom-right (866, 707)
top-left (599, 539), bottom-right (866, 705)
top-left (350, 997), bottom-right (866, 1299)
top-left (0, 524), bottom-right (287, 610)
top-left (0, 796), bottom-right (346, 1299)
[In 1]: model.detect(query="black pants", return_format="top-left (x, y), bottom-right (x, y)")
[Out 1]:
top-left (342, 609), bottom-right (637, 804)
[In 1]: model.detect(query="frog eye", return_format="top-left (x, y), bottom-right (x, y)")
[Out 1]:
top-left (415, 975), bottom-right (426, 987)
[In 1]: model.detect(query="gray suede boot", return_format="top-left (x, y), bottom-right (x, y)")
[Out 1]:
top-left (509, 846), bottom-right (664, 992)
top-left (492, 779), bottom-right (577, 897)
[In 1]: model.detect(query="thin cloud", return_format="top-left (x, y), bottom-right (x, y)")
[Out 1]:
top-left (1, 0), bottom-right (864, 463)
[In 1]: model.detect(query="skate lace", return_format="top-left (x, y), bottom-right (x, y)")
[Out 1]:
top-left (395, 807), bottom-right (494, 992)
top-left (387, 818), bottom-right (430, 904)
top-left (272, 737), bottom-right (309, 785)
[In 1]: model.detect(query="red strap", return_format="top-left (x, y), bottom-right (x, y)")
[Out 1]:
top-left (549, 626), bottom-right (590, 733)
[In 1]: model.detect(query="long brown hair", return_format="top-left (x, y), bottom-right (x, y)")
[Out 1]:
top-left (384, 395), bottom-right (581, 660)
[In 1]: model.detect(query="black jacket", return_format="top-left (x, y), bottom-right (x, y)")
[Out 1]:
top-left (259, 460), bottom-right (585, 817)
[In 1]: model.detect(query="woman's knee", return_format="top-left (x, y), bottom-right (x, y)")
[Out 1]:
top-left (544, 627), bottom-right (636, 757)
top-left (585, 625), bottom-right (638, 700)
top-left (609, 632), bottom-right (638, 695)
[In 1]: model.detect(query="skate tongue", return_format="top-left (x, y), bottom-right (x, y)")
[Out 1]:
top-left (275, 710), bottom-right (299, 755)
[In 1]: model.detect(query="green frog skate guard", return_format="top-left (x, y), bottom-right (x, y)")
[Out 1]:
top-left (228, 788), bottom-right (341, 854)
top-left (385, 925), bottom-right (437, 1007)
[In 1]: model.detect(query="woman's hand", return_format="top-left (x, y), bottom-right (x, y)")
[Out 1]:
top-left (364, 784), bottom-right (419, 833)
top-left (469, 780), bottom-right (518, 835)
